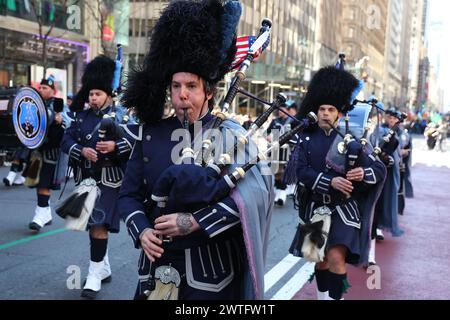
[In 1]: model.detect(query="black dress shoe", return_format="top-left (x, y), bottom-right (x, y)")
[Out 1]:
top-left (82, 275), bottom-right (112, 287)
top-left (3, 178), bottom-right (11, 187)
top-left (28, 222), bottom-right (41, 231)
top-left (81, 276), bottom-right (112, 300)
top-left (28, 220), bottom-right (52, 232)
top-left (376, 234), bottom-right (384, 241)
top-left (81, 289), bottom-right (98, 300)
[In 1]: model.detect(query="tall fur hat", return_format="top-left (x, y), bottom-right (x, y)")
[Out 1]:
top-left (297, 66), bottom-right (363, 119)
top-left (71, 55), bottom-right (116, 111)
top-left (121, 0), bottom-right (242, 124)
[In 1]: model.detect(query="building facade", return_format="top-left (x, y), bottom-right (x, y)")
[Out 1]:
top-left (0, 0), bottom-right (89, 97)
top-left (0, 0), bottom-right (130, 99)
top-left (313, 0), bottom-right (342, 70)
top-left (383, 0), bottom-right (414, 108)
top-left (338, 0), bottom-right (388, 99)
top-left (126, 0), bottom-right (319, 115)
top-left (408, 0), bottom-right (427, 110)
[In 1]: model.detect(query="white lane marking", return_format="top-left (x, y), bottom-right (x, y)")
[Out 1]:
top-left (264, 254), bottom-right (302, 293)
top-left (270, 261), bottom-right (315, 300)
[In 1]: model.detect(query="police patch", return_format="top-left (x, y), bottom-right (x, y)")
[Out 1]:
top-left (12, 87), bottom-right (48, 149)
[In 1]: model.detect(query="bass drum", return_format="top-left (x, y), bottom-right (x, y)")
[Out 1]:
top-left (11, 87), bottom-right (49, 150)
top-left (0, 87), bottom-right (22, 164)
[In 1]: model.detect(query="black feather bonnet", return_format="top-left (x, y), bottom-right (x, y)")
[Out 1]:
top-left (121, 0), bottom-right (242, 124)
top-left (71, 55), bottom-right (116, 111)
top-left (297, 66), bottom-right (363, 120)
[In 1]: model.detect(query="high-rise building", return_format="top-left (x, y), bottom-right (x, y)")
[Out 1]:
top-left (127, 0), bottom-right (166, 69)
top-left (126, 0), bottom-right (318, 115)
top-left (383, 0), bottom-right (403, 106)
top-left (238, 0), bottom-right (318, 109)
top-left (0, 0), bottom-right (130, 97)
top-left (416, 0), bottom-right (429, 112)
top-left (313, 0), bottom-right (342, 69)
top-left (409, 0), bottom-right (427, 110)
top-left (339, 0), bottom-right (388, 98)
top-left (399, 0), bottom-right (413, 109)
top-left (382, 0), bottom-right (414, 108)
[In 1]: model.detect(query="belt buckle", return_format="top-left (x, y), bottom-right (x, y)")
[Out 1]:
top-left (314, 205), bottom-right (332, 216)
top-left (323, 194), bottom-right (331, 204)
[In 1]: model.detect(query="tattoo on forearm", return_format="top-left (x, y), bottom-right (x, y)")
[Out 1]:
top-left (177, 213), bottom-right (193, 235)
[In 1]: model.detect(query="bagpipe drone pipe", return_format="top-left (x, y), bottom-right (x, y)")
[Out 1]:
top-left (195, 18), bottom-right (273, 166)
top-left (359, 98), bottom-right (407, 168)
top-left (98, 44), bottom-right (133, 141)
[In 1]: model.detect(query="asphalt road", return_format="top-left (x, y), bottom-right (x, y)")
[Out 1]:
top-left (0, 168), bottom-right (302, 300)
top-left (0, 135), bottom-right (447, 300)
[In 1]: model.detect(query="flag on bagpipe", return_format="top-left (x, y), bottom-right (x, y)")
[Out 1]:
top-left (230, 35), bottom-right (271, 71)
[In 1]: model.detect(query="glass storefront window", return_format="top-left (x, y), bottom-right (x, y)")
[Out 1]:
top-left (0, 0), bottom-right (84, 34)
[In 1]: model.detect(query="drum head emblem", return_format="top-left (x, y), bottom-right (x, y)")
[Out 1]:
top-left (12, 87), bottom-right (48, 149)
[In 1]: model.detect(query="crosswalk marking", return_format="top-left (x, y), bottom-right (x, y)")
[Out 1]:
top-left (264, 254), bottom-right (302, 292)
top-left (270, 261), bottom-right (315, 300)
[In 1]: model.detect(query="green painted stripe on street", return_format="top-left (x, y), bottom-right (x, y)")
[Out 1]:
top-left (0, 228), bottom-right (68, 251)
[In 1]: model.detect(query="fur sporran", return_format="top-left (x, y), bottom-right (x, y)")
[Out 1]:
top-left (289, 206), bottom-right (332, 263)
top-left (147, 265), bottom-right (181, 300)
top-left (55, 178), bottom-right (101, 231)
top-left (23, 151), bottom-right (43, 187)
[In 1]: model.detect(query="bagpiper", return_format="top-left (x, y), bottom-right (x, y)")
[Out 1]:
top-left (59, 55), bottom-right (136, 299)
top-left (118, 0), bottom-right (274, 300)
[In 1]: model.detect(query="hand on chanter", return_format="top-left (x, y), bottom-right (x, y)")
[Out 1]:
top-left (346, 167), bottom-right (364, 182)
top-left (331, 176), bottom-right (353, 197)
top-left (81, 147), bottom-right (98, 162)
top-left (140, 228), bottom-right (164, 262)
top-left (96, 141), bottom-right (116, 153)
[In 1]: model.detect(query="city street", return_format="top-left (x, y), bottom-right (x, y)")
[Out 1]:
top-left (0, 136), bottom-right (448, 300)
top-left (293, 136), bottom-right (450, 300)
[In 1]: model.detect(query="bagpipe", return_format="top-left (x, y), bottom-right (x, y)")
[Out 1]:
top-left (145, 107), bottom-right (317, 299)
top-left (141, 19), bottom-right (319, 299)
top-left (98, 44), bottom-right (132, 142)
top-left (325, 102), bottom-right (375, 175)
top-left (195, 19), bottom-right (273, 166)
top-left (325, 98), bottom-right (407, 173)
top-left (360, 99), bottom-right (407, 168)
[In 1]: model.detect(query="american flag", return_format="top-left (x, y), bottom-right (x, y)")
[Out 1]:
top-left (231, 35), bottom-right (270, 71)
